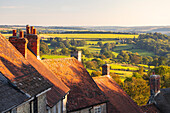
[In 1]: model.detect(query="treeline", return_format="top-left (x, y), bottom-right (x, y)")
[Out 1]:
top-left (136, 33), bottom-right (170, 57)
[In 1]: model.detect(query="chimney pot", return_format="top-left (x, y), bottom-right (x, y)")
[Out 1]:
top-left (33, 29), bottom-right (37, 34)
top-left (13, 30), bottom-right (17, 36)
top-left (19, 31), bottom-right (24, 38)
top-left (26, 25), bottom-right (30, 34)
top-left (30, 26), bottom-right (34, 34)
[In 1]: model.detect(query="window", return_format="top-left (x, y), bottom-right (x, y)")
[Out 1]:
top-left (11, 108), bottom-right (17, 113)
top-left (94, 106), bottom-right (101, 113)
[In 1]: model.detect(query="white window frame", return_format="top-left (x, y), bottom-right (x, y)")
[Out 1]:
top-left (94, 106), bottom-right (101, 113)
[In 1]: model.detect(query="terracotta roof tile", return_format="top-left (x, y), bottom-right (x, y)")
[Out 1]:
top-left (42, 58), bottom-right (108, 112)
top-left (93, 76), bottom-right (143, 113)
top-left (0, 33), bottom-right (52, 97)
top-left (27, 50), bottom-right (70, 107)
top-left (141, 104), bottom-right (160, 113)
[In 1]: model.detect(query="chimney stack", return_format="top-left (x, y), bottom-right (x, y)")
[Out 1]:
top-left (13, 30), bottom-right (17, 36)
top-left (102, 64), bottom-right (110, 76)
top-left (150, 72), bottom-right (160, 96)
top-left (9, 30), bottom-right (28, 58)
top-left (26, 25), bottom-right (40, 60)
top-left (71, 50), bottom-right (82, 62)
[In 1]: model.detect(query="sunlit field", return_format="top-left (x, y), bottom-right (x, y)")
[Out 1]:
top-left (40, 34), bottom-right (139, 39)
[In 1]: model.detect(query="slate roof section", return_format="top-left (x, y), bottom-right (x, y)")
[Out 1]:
top-left (0, 33), bottom-right (52, 97)
top-left (141, 104), bottom-right (160, 113)
top-left (0, 75), bottom-right (29, 112)
top-left (93, 76), bottom-right (144, 113)
top-left (42, 58), bottom-right (108, 112)
top-left (154, 88), bottom-right (170, 113)
top-left (27, 50), bottom-right (70, 107)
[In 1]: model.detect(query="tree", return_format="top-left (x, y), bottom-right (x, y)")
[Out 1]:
top-left (97, 41), bottom-right (103, 47)
top-left (123, 78), bottom-right (150, 106)
top-left (91, 71), bottom-right (102, 77)
top-left (40, 41), bottom-right (50, 54)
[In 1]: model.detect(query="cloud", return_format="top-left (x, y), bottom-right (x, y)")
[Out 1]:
top-left (0, 6), bottom-right (25, 9)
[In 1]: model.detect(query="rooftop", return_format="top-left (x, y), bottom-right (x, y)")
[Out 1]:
top-left (93, 76), bottom-right (143, 113)
top-left (0, 33), bottom-right (52, 97)
top-left (42, 58), bottom-right (108, 112)
top-left (27, 50), bottom-right (70, 107)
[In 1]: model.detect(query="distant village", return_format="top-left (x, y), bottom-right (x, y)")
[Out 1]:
top-left (0, 25), bottom-right (169, 113)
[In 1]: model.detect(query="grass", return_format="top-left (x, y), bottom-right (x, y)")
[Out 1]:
top-left (110, 63), bottom-right (139, 71)
top-left (77, 45), bottom-right (101, 53)
top-left (112, 52), bottom-right (119, 57)
top-left (110, 70), bottom-right (133, 77)
top-left (114, 44), bottom-right (134, 51)
top-left (128, 49), bottom-right (155, 57)
top-left (137, 64), bottom-right (155, 68)
top-left (41, 55), bottom-right (70, 59)
top-left (86, 40), bottom-right (117, 45)
top-left (40, 34), bottom-right (139, 39)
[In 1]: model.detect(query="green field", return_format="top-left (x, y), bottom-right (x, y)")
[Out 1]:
top-left (110, 63), bottom-right (139, 71)
top-left (128, 49), bottom-right (155, 57)
top-left (41, 55), bottom-right (70, 59)
top-left (86, 40), bottom-right (117, 45)
top-left (40, 34), bottom-right (139, 39)
top-left (77, 45), bottom-right (101, 53)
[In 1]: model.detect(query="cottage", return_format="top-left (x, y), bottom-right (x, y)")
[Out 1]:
top-left (8, 25), bottom-right (70, 113)
top-left (42, 58), bottom-right (108, 113)
top-left (0, 32), bottom-right (52, 113)
top-left (143, 73), bottom-right (170, 113)
top-left (93, 64), bottom-right (144, 113)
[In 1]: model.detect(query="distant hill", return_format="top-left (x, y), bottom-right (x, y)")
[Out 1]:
top-left (1, 25), bottom-right (170, 35)
top-left (84, 26), bottom-right (170, 35)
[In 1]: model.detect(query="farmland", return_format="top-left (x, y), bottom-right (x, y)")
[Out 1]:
top-left (40, 33), bottom-right (138, 39)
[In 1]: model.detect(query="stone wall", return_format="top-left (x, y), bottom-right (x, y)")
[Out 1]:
top-left (17, 102), bottom-right (30, 113)
top-left (38, 93), bottom-right (47, 113)
top-left (69, 103), bottom-right (107, 113)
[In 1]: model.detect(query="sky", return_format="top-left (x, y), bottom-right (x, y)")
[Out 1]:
top-left (0, 0), bottom-right (170, 26)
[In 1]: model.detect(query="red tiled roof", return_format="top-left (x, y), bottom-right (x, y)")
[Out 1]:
top-left (42, 58), bottom-right (108, 112)
top-left (27, 50), bottom-right (70, 107)
top-left (0, 33), bottom-right (52, 97)
top-left (141, 104), bottom-right (160, 113)
top-left (93, 76), bottom-right (143, 113)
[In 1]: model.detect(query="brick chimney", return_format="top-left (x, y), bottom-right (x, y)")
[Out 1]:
top-left (26, 26), bottom-right (40, 60)
top-left (9, 30), bottom-right (28, 58)
top-left (71, 50), bottom-right (82, 62)
top-left (102, 64), bottom-right (110, 76)
top-left (150, 72), bottom-right (160, 96)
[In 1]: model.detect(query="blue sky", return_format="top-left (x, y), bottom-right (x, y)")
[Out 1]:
top-left (0, 0), bottom-right (170, 26)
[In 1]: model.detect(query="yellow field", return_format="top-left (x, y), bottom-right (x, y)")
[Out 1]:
top-left (40, 34), bottom-right (139, 39)
top-left (1, 34), bottom-right (12, 38)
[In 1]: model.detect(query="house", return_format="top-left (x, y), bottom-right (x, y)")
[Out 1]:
top-left (42, 56), bottom-right (108, 113)
top-left (93, 64), bottom-right (144, 113)
top-left (143, 73), bottom-right (170, 113)
top-left (0, 32), bottom-right (52, 113)
top-left (0, 72), bottom-right (29, 113)
top-left (8, 25), bottom-right (70, 113)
